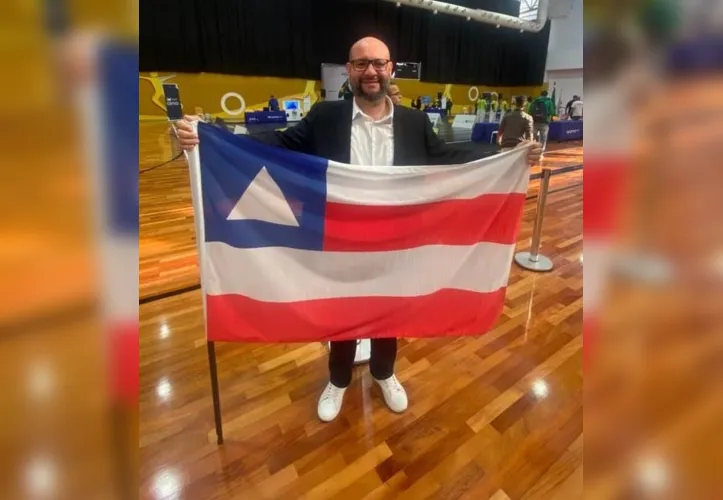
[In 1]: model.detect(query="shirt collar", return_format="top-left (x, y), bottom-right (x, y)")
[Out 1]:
top-left (352, 96), bottom-right (395, 123)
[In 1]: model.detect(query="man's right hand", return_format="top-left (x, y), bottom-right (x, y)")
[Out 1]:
top-left (176, 115), bottom-right (199, 151)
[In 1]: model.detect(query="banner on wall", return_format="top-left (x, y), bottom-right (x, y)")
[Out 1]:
top-left (321, 64), bottom-right (349, 101)
top-left (163, 83), bottom-right (183, 120)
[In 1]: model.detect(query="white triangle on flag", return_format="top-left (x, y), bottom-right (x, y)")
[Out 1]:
top-left (226, 166), bottom-right (300, 226)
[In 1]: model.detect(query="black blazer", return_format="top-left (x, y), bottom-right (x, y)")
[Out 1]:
top-left (253, 100), bottom-right (496, 166)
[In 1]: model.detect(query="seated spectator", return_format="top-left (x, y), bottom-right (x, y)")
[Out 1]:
top-left (498, 96), bottom-right (533, 150)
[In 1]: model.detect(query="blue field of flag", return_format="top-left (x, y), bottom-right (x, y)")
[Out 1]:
top-left (101, 43), bottom-right (139, 235)
top-left (198, 124), bottom-right (329, 250)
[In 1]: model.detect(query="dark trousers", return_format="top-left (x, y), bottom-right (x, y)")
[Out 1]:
top-left (329, 338), bottom-right (397, 388)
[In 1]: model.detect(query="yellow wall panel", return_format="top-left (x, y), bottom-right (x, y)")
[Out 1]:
top-left (139, 72), bottom-right (544, 120)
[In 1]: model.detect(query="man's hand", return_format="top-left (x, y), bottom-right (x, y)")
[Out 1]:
top-left (176, 115), bottom-right (200, 151)
top-left (517, 140), bottom-right (543, 166)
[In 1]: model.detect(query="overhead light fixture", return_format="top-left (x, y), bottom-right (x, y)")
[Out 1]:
top-left (466, 16), bottom-right (471, 21)
top-left (396, 1), bottom-right (401, 6)
top-left (433, 9), bottom-right (438, 14)
top-left (496, 24), bottom-right (500, 28)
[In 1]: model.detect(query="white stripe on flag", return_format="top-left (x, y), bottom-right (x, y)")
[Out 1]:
top-left (326, 147), bottom-right (529, 206)
top-left (203, 241), bottom-right (515, 302)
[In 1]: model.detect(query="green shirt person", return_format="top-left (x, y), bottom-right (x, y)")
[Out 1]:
top-left (526, 90), bottom-right (557, 152)
top-left (527, 91), bottom-right (556, 124)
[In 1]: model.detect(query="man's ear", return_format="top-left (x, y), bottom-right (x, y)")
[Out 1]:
top-left (345, 62), bottom-right (351, 75)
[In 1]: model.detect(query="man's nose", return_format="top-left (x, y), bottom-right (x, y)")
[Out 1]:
top-left (362, 64), bottom-right (377, 77)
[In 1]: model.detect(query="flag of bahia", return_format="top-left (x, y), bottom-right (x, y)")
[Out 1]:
top-left (189, 123), bottom-right (530, 343)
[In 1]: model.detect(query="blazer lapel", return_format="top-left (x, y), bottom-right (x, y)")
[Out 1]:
top-left (338, 100), bottom-right (353, 164)
top-left (392, 107), bottom-right (403, 165)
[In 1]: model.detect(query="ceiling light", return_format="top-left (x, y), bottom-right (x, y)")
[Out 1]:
top-left (532, 379), bottom-right (549, 399)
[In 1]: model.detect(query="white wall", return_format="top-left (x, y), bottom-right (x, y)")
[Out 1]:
top-left (548, 69), bottom-right (583, 107)
top-left (545, 0), bottom-right (583, 103)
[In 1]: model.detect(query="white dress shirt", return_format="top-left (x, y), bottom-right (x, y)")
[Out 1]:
top-left (350, 97), bottom-right (395, 166)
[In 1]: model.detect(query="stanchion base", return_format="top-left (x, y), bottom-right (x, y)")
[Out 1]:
top-left (326, 339), bottom-right (371, 365)
top-left (514, 252), bottom-right (554, 272)
top-left (613, 252), bottom-right (673, 284)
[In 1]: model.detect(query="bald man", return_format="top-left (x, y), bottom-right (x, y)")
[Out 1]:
top-left (177, 36), bottom-right (542, 423)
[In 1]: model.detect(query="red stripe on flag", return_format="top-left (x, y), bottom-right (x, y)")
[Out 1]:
top-left (205, 288), bottom-right (506, 343)
top-left (584, 158), bottom-right (629, 236)
top-left (323, 193), bottom-right (526, 252)
top-left (109, 321), bottom-right (138, 405)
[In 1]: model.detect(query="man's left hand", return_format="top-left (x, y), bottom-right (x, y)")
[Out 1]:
top-left (517, 140), bottom-right (543, 166)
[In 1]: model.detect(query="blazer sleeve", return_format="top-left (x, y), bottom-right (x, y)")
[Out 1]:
top-left (249, 105), bottom-right (318, 153)
top-left (423, 113), bottom-right (498, 164)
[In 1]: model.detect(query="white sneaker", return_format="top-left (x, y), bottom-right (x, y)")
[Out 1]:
top-left (317, 382), bottom-right (347, 422)
top-left (374, 375), bottom-right (408, 413)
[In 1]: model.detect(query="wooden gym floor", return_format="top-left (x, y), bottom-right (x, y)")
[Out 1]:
top-left (139, 121), bottom-right (583, 499)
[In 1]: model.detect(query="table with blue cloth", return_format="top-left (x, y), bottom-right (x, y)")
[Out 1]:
top-left (425, 107), bottom-right (445, 116)
top-left (548, 120), bottom-right (583, 141)
top-left (470, 122), bottom-right (500, 143)
top-left (245, 110), bottom-right (287, 125)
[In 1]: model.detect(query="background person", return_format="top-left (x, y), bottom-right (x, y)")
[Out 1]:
top-left (498, 93), bottom-right (509, 113)
top-left (388, 84), bottom-right (402, 105)
top-left (268, 94), bottom-right (280, 111)
top-left (498, 96), bottom-right (534, 150)
top-left (527, 90), bottom-right (557, 153)
top-left (568, 95), bottom-right (583, 120)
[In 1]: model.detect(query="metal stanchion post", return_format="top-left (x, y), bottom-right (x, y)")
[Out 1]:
top-left (515, 168), bottom-right (554, 272)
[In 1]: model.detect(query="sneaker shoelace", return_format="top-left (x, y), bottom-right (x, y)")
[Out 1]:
top-left (384, 376), bottom-right (404, 394)
top-left (322, 384), bottom-right (343, 403)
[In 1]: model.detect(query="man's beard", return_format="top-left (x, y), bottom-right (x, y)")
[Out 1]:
top-left (351, 77), bottom-right (389, 102)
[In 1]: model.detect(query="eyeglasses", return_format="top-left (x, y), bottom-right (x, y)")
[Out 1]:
top-left (349, 58), bottom-right (390, 71)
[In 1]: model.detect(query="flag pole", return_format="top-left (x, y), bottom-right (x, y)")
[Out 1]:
top-left (186, 122), bottom-right (224, 444)
top-left (207, 342), bottom-right (224, 444)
